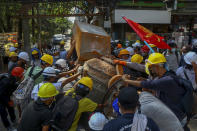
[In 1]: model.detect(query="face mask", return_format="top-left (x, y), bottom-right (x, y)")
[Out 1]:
top-left (171, 48), bottom-right (176, 52)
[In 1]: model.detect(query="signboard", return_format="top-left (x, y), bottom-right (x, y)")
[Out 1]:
top-left (113, 9), bottom-right (171, 24)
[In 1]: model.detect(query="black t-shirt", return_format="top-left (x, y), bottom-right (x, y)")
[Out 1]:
top-left (17, 99), bottom-right (53, 131)
top-left (103, 113), bottom-right (159, 131)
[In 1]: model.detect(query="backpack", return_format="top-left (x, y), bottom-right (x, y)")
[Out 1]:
top-left (170, 74), bottom-right (194, 120)
top-left (50, 93), bottom-right (81, 131)
top-left (0, 74), bottom-right (10, 96)
top-left (13, 66), bottom-right (43, 107)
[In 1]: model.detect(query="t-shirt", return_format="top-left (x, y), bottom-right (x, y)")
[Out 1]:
top-left (24, 66), bottom-right (43, 85)
top-left (17, 99), bottom-right (52, 131)
top-left (68, 97), bottom-right (98, 131)
top-left (103, 113), bottom-right (159, 131)
top-left (31, 82), bottom-right (62, 101)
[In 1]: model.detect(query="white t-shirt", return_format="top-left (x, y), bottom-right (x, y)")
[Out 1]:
top-left (31, 82), bottom-right (62, 101)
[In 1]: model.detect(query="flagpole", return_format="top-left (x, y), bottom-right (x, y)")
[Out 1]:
top-left (144, 41), bottom-right (155, 53)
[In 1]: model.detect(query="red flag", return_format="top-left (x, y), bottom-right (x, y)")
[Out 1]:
top-left (123, 17), bottom-right (171, 49)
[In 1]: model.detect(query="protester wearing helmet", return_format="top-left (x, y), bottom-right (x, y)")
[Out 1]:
top-left (88, 112), bottom-right (108, 131)
top-left (18, 83), bottom-right (59, 131)
top-left (118, 49), bottom-right (130, 61)
top-left (177, 51), bottom-right (197, 90)
top-left (122, 53), bottom-right (191, 130)
top-left (9, 46), bottom-right (17, 53)
top-left (31, 66), bottom-right (80, 101)
top-left (0, 67), bottom-right (24, 131)
top-left (55, 59), bottom-right (69, 71)
top-left (179, 45), bottom-right (191, 67)
top-left (59, 40), bottom-right (67, 60)
top-left (103, 87), bottom-right (159, 131)
top-left (31, 48), bottom-right (41, 67)
top-left (8, 51), bottom-right (29, 73)
top-left (66, 77), bottom-right (105, 131)
top-left (132, 40), bottom-right (141, 54)
top-left (8, 52), bottom-right (18, 72)
top-left (114, 54), bottom-right (148, 80)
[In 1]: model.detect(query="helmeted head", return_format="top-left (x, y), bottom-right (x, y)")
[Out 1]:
top-left (38, 83), bottom-right (59, 105)
top-left (9, 52), bottom-right (18, 62)
top-left (55, 59), bottom-right (68, 71)
top-left (32, 50), bottom-right (39, 59)
top-left (184, 52), bottom-right (197, 66)
top-left (75, 77), bottom-right (93, 97)
top-left (131, 54), bottom-right (143, 64)
top-left (18, 52), bottom-right (30, 64)
top-left (88, 112), bottom-right (108, 131)
top-left (145, 53), bottom-right (167, 78)
top-left (9, 46), bottom-right (17, 52)
top-left (41, 54), bottom-right (53, 68)
top-left (60, 40), bottom-right (65, 45)
top-left (11, 67), bottom-right (24, 80)
top-left (118, 49), bottom-right (130, 60)
top-left (42, 67), bottom-right (59, 83)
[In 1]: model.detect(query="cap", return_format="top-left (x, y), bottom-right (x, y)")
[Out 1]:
top-left (118, 87), bottom-right (139, 108)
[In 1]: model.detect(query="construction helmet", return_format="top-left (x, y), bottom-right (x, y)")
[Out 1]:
top-left (11, 67), bottom-right (24, 78)
top-left (184, 51), bottom-right (197, 65)
top-left (118, 49), bottom-right (130, 57)
top-left (9, 52), bottom-right (18, 57)
top-left (78, 77), bottom-right (93, 91)
top-left (38, 83), bottom-right (59, 98)
top-left (32, 50), bottom-right (39, 55)
top-left (145, 53), bottom-right (166, 75)
top-left (9, 46), bottom-right (17, 52)
top-left (14, 43), bottom-right (19, 48)
top-left (42, 67), bottom-right (57, 77)
top-left (136, 40), bottom-right (140, 43)
top-left (41, 54), bottom-right (53, 65)
top-left (131, 54), bottom-right (143, 64)
top-left (18, 52), bottom-right (30, 61)
top-left (149, 44), bottom-right (157, 48)
top-left (60, 40), bottom-right (65, 45)
top-left (88, 112), bottom-right (108, 130)
top-left (55, 59), bottom-right (67, 68)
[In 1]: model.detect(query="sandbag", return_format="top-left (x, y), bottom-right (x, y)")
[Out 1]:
top-left (139, 92), bottom-right (184, 131)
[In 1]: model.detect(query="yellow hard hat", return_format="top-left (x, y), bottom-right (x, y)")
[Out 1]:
top-left (136, 40), bottom-right (140, 43)
top-left (149, 44), bottom-right (156, 48)
top-left (14, 43), bottom-right (18, 48)
top-left (41, 54), bottom-right (53, 65)
top-left (78, 77), bottom-right (93, 91)
top-left (131, 54), bottom-right (143, 64)
top-left (9, 52), bottom-right (18, 57)
top-left (38, 83), bottom-right (59, 98)
top-left (32, 50), bottom-right (38, 55)
top-left (145, 53), bottom-right (166, 75)
top-left (60, 40), bottom-right (65, 45)
top-left (118, 49), bottom-right (130, 57)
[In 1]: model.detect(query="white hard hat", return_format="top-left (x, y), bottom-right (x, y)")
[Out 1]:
top-left (132, 42), bottom-right (141, 47)
top-left (192, 39), bottom-right (197, 46)
top-left (126, 47), bottom-right (134, 56)
top-left (18, 52), bottom-right (29, 61)
top-left (55, 59), bottom-right (67, 68)
top-left (43, 67), bottom-right (57, 76)
top-left (9, 46), bottom-right (17, 52)
top-left (184, 51), bottom-right (197, 65)
top-left (88, 112), bottom-right (108, 130)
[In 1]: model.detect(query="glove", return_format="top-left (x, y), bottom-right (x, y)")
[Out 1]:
top-left (119, 61), bottom-right (127, 66)
top-left (113, 60), bottom-right (120, 64)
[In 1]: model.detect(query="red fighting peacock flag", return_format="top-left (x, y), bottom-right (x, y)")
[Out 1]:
top-left (123, 16), bottom-right (171, 49)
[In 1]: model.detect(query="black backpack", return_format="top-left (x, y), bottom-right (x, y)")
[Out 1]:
top-left (169, 73), bottom-right (194, 120)
top-left (50, 93), bottom-right (81, 131)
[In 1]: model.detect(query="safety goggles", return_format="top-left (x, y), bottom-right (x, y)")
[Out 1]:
top-left (77, 84), bottom-right (90, 92)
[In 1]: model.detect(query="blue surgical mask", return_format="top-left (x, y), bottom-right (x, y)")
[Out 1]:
top-left (171, 48), bottom-right (176, 52)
